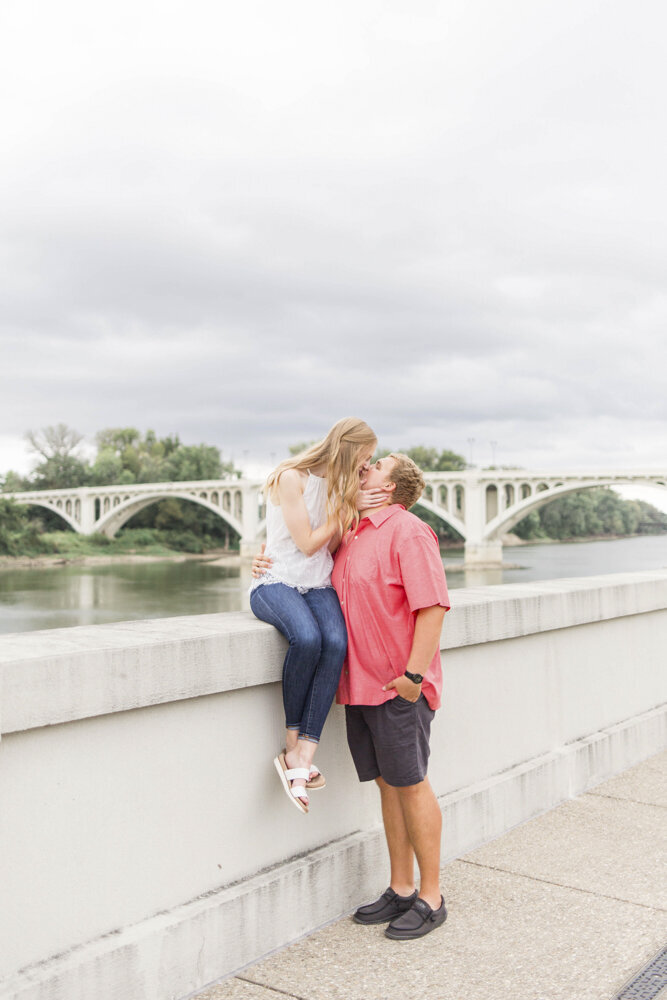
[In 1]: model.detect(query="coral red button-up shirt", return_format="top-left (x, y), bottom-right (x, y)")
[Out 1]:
top-left (332, 504), bottom-right (450, 710)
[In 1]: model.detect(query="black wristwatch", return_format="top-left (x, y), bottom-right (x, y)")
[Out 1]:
top-left (404, 670), bottom-right (424, 685)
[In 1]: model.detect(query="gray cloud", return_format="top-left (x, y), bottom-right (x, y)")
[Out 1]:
top-left (1, 0), bottom-right (666, 476)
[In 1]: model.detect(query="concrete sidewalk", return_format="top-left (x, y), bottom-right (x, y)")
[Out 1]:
top-left (193, 751), bottom-right (667, 1000)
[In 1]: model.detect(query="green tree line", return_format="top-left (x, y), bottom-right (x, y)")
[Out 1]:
top-left (3, 424), bottom-right (236, 491)
top-left (511, 489), bottom-right (667, 542)
top-left (0, 425), bottom-right (241, 555)
top-left (1, 432), bottom-right (666, 557)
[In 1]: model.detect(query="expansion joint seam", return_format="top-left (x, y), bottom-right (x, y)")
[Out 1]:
top-left (458, 860), bottom-right (667, 914)
top-left (236, 976), bottom-right (310, 1000)
top-left (586, 792), bottom-right (667, 811)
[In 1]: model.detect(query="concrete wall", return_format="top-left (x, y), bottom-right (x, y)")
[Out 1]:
top-left (1, 570), bottom-right (666, 1000)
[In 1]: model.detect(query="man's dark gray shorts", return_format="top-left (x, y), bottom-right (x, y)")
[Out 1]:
top-left (344, 695), bottom-right (436, 788)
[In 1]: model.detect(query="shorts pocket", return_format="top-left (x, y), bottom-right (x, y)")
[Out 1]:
top-left (393, 694), bottom-right (418, 707)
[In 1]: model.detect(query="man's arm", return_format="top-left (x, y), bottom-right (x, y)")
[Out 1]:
top-left (383, 604), bottom-right (446, 703)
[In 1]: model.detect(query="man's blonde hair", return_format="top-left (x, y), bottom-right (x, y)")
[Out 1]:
top-left (387, 453), bottom-right (425, 509)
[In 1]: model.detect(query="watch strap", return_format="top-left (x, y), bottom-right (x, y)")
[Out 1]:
top-left (404, 670), bottom-right (424, 685)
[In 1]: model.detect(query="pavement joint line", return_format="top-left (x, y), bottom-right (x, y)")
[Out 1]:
top-left (236, 975), bottom-right (310, 1000)
top-left (586, 792), bottom-right (667, 810)
top-left (457, 859), bottom-right (667, 913)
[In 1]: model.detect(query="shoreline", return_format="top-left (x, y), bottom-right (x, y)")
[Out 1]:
top-left (438, 531), bottom-right (666, 553)
top-left (0, 550), bottom-right (242, 572)
top-left (2, 530), bottom-right (665, 573)
top-left (438, 531), bottom-right (667, 573)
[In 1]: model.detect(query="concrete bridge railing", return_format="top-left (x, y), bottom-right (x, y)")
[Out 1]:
top-left (1, 570), bottom-right (666, 999)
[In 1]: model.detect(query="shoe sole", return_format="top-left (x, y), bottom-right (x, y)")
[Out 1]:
top-left (273, 754), bottom-right (309, 814)
top-left (385, 910), bottom-right (448, 940)
top-left (280, 749), bottom-right (325, 790)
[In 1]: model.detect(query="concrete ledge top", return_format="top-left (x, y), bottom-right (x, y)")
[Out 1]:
top-left (2, 570), bottom-right (667, 736)
top-left (445, 569), bottom-right (667, 647)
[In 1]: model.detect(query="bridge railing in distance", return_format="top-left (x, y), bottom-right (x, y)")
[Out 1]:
top-left (0, 570), bottom-right (666, 1000)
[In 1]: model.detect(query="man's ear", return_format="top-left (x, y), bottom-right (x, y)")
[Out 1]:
top-left (383, 478), bottom-right (397, 494)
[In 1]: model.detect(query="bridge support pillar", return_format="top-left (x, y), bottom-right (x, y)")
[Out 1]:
top-left (78, 495), bottom-right (97, 535)
top-left (464, 540), bottom-right (503, 567)
top-left (240, 484), bottom-right (263, 561)
top-left (240, 539), bottom-right (260, 560)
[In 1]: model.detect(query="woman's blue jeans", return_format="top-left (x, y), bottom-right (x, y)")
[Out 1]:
top-left (249, 583), bottom-right (347, 743)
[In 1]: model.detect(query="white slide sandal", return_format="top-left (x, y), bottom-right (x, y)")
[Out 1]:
top-left (274, 753), bottom-right (310, 814)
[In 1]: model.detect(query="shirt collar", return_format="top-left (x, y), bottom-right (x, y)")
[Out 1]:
top-left (362, 503), bottom-right (406, 528)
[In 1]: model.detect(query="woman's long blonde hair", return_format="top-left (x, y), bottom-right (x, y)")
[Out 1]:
top-left (266, 417), bottom-right (377, 535)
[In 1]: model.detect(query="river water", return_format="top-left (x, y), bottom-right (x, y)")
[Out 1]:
top-left (1, 534), bottom-right (667, 635)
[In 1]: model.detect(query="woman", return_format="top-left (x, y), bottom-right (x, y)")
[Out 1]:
top-left (250, 417), bottom-right (381, 814)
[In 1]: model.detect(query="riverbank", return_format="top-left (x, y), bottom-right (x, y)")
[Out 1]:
top-left (0, 549), bottom-right (241, 572)
top-left (502, 531), bottom-right (654, 546)
top-left (438, 530), bottom-right (667, 552)
top-left (437, 531), bottom-right (667, 572)
top-left (3, 529), bottom-right (665, 572)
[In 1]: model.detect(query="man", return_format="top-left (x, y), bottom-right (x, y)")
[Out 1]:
top-left (332, 453), bottom-right (450, 940)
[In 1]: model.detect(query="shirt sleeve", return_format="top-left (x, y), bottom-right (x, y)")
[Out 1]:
top-left (396, 523), bottom-right (451, 613)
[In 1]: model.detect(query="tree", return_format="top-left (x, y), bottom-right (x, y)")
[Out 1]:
top-left (95, 428), bottom-right (141, 455)
top-left (26, 424), bottom-right (84, 461)
top-left (512, 488), bottom-right (667, 542)
top-left (412, 503), bottom-right (464, 542)
top-left (402, 446), bottom-right (467, 471)
top-left (90, 450), bottom-right (128, 486)
top-left (288, 441), bottom-right (317, 456)
top-left (635, 500), bottom-right (667, 533)
top-left (404, 447), bottom-right (439, 471)
top-left (25, 424), bottom-right (91, 490)
top-left (91, 429), bottom-right (238, 485)
top-left (0, 497), bottom-right (27, 533)
top-left (94, 428), bottom-right (149, 481)
top-left (166, 444), bottom-right (225, 481)
top-left (0, 498), bottom-right (54, 555)
top-left (372, 446), bottom-right (467, 472)
top-left (434, 449), bottom-right (467, 471)
top-left (1, 470), bottom-right (29, 493)
top-left (512, 510), bottom-right (544, 540)
top-left (30, 454), bottom-right (91, 490)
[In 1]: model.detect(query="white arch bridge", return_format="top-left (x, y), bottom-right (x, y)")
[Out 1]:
top-left (6, 468), bottom-right (667, 565)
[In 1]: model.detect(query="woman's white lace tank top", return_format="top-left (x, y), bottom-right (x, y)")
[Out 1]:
top-left (251, 472), bottom-right (333, 593)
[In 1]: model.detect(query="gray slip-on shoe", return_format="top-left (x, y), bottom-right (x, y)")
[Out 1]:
top-left (385, 895), bottom-right (447, 940)
top-left (353, 887), bottom-right (418, 925)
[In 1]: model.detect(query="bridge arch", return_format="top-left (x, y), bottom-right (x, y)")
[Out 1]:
top-left (484, 478), bottom-right (667, 542)
top-left (95, 492), bottom-right (244, 539)
top-left (413, 497), bottom-right (466, 539)
top-left (10, 497), bottom-right (82, 534)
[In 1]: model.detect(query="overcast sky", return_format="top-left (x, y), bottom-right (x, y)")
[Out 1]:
top-left (1, 0), bottom-right (666, 503)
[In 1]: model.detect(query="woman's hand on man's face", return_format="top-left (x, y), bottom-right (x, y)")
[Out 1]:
top-left (356, 488), bottom-right (386, 511)
top-left (252, 543), bottom-right (273, 578)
